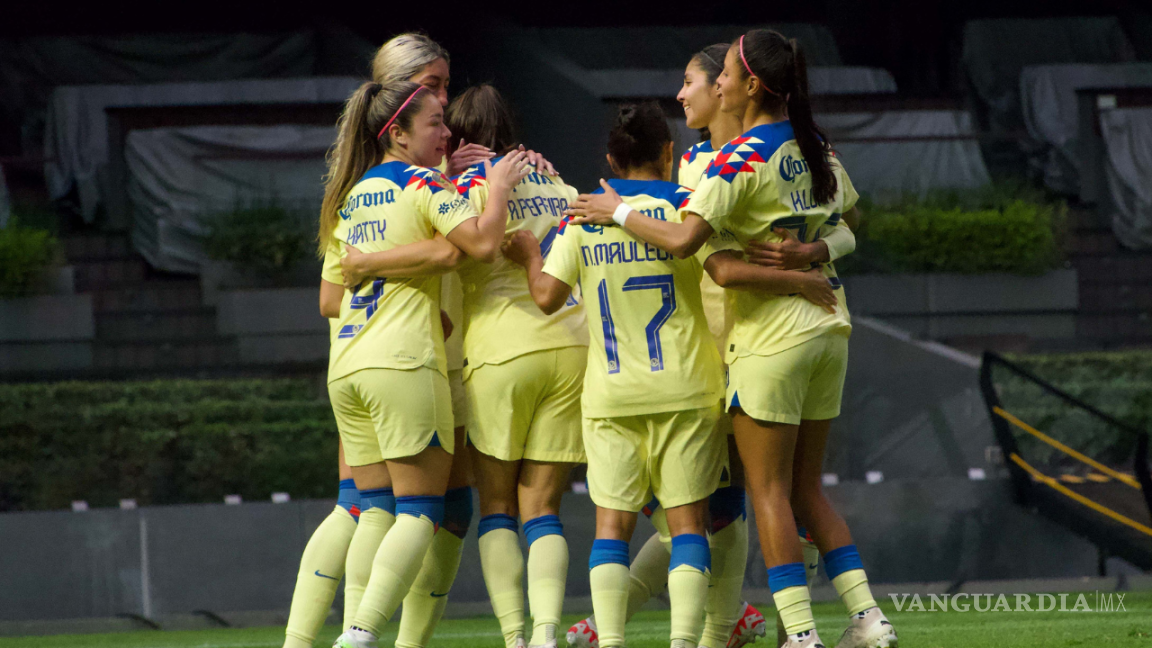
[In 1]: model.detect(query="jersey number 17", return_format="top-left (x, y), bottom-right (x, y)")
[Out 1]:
top-left (598, 273), bottom-right (676, 374)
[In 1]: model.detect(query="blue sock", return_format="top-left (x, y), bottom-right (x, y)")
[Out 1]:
top-left (359, 487), bottom-right (396, 515)
top-left (338, 479), bottom-right (361, 521)
top-left (522, 514), bottom-right (564, 547)
top-left (478, 513), bottom-right (518, 538)
top-left (589, 539), bottom-right (630, 568)
top-left (824, 545), bottom-right (864, 580)
top-left (395, 495), bottom-right (445, 525)
top-left (767, 562), bottom-right (808, 593)
top-left (669, 533), bottom-right (711, 572)
top-left (641, 495), bottom-right (661, 518)
top-left (708, 486), bottom-right (746, 533)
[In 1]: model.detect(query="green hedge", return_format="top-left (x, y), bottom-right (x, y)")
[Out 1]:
top-left (996, 351), bottom-right (1152, 467)
top-left (839, 184), bottom-right (1066, 275)
top-left (202, 202), bottom-right (314, 275)
top-left (0, 377), bottom-right (339, 511)
top-left (0, 219), bottom-right (59, 298)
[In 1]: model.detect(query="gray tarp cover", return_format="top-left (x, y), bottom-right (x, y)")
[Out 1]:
top-left (1101, 108), bottom-right (1152, 250)
top-left (962, 17), bottom-right (1135, 136)
top-left (821, 110), bottom-right (991, 200)
top-left (45, 77), bottom-right (361, 222)
top-left (0, 29), bottom-right (372, 154)
top-left (1021, 63), bottom-right (1152, 195)
top-left (125, 125), bottom-right (334, 274)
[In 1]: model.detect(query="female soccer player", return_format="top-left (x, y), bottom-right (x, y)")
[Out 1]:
top-left (288, 31), bottom-right (559, 648)
top-left (565, 31), bottom-right (895, 648)
top-left (286, 33), bottom-right (478, 648)
top-left (320, 80), bottom-right (531, 648)
top-left (510, 102), bottom-right (838, 648)
top-left (341, 84), bottom-right (585, 648)
top-left (569, 43), bottom-right (768, 648)
top-left (439, 84), bottom-right (588, 648)
top-left (677, 41), bottom-right (855, 648)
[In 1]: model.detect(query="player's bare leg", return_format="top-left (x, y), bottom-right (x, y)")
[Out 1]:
top-left (792, 420), bottom-right (894, 648)
top-left (733, 412), bottom-right (823, 648)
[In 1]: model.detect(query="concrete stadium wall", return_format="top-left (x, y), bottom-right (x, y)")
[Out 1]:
top-left (0, 479), bottom-right (1105, 623)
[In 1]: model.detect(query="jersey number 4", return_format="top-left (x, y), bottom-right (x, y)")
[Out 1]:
top-left (337, 278), bottom-right (386, 339)
top-left (598, 274), bottom-right (676, 374)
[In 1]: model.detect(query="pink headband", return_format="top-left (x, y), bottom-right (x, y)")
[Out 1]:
top-left (378, 86), bottom-right (426, 139)
top-left (739, 35), bottom-right (783, 99)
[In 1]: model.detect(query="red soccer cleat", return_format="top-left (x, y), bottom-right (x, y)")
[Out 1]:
top-left (566, 617), bottom-right (599, 648)
top-left (727, 602), bottom-right (768, 648)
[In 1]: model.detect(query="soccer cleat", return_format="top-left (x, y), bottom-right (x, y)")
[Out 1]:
top-left (566, 617), bottom-right (599, 648)
top-left (332, 628), bottom-right (379, 648)
top-left (834, 608), bottom-right (897, 648)
top-left (727, 602), bottom-right (767, 648)
top-left (529, 624), bottom-right (558, 648)
top-left (781, 630), bottom-right (825, 648)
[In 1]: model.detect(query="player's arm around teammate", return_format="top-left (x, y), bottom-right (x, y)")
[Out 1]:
top-left (442, 84), bottom-right (589, 648)
top-left (569, 32), bottom-right (896, 648)
top-left (321, 80), bottom-right (531, 648)
top-left (507, 103), bottom-right (734, 648)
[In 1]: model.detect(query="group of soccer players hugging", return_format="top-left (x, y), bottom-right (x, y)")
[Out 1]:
top-left (283, 26), bottom-right (898, 648)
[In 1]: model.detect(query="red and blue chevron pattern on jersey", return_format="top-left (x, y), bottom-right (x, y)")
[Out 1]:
top-left (681, 140), bottom-right (714, 164)
top-left (452, 162), bottom-right (488, 199)
top-left (705, 135), bottom-right (772, 182)
top-left (704, 121), bottom-right (794, 183)
top-left (356, 161), bottom-right (453, 194)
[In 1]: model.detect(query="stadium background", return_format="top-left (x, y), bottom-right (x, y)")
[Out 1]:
top-left (1, 0), bottom-right (1151, 640)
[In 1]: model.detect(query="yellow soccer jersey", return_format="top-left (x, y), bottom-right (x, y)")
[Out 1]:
top-left (678, 139), bottom-right (716, 190)
top-left (433, 158), bottom-right (465, 371)
top-left (452, 160), bottom-right (588, 369)
top-left (323, 161), bottom-right (477, 383)
top-left (682, 121), bottom-right (858, 361)
top-left (681, 137), bottom-right (855, 262)
top-left (543, 179), bottom-right (734, 419)
top-left (679, 139), bottom-right (731, 352)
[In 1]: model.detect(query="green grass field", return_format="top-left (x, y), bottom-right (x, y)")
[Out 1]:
top-left (2, 592), bottom-right (1149, 648)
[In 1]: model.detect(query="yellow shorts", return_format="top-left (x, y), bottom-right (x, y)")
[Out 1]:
top-left (464, 346), bottom-right (587, 463)
top-left (448, 369), bottom-right (468, 430)
top-left (584, 402), bottom-right (725, 512)
top-left (329, 366), bottom-right (455, 466)
top-left (726, 331), bottom-right (848, 425)
top-left (716, 386), bottom-right (734, 436)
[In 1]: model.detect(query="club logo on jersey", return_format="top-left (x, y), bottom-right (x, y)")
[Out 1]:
top-left (706, 136), bottom-right (773, 183)
top-left (406, 167), bottom-right (454, 194)
top-left (779, 154), bottom-right (810, 182)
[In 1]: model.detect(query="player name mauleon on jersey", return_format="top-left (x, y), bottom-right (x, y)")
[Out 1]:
top-left (580, 238), bottom-right (675, 267)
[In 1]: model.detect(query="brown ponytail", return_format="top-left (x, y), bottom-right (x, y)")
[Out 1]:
top-left (317, 80), bottom-right (427, 256)
top-left (737, 29), bottom-right (837, 205)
